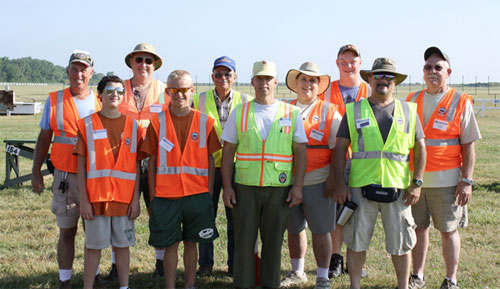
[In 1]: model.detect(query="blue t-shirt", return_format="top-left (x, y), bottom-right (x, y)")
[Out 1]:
top-left (39, 90), bottom-right (97, 130)
top-left (338, 84), bottom-right (360, 104)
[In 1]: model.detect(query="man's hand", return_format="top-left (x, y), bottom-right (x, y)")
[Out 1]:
top-left (454, 181), bottom-right (472, 206)
top-left (223, 186), bottom-right (236, 208)
top-left (80, 198), bottom-right (94, 220)
top-left (403, 184), bottom-right (421, 206)
top-left (31, 169), bottom-right (45, 195)
top-left (127, 198), bottom-right (141, 220)
top-left (286, 185), bottom-right (302, 207)
top-left (333, 182), bottom-right (350, 205)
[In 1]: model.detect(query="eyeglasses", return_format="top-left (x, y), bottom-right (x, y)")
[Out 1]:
top-left (134, 56), bottom-right (154, 65)
top-left (339, 61), bottom-right (359, 67)
top-left (373, 74), bottom-right (396, 81)
top-left (214, 72), bottom-right (233, 79)
top-left (424, 64), bottom-right (444, 72)
top-left (104, 86), bottom-right (125, 95)
top-left (166, 87), bottom-right (192, 94)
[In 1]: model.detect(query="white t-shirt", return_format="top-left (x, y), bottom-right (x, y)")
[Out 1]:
top-left (295, 99), bottom-right (342, 185)
top-left (221, 100), bottom-right (308, 144)
top-left (421, 89), bottom-right (481, 187)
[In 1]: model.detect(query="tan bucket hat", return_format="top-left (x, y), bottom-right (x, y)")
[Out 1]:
top-left (360, 58), bottom-right (407, 85)
top-left (286, 62), bottom-right (330, 94)
top-left (125, 42), bottom-right (163, 70)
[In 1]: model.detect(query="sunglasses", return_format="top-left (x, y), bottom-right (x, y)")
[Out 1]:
top-left (104, 86), bottom-right (125, 95)
top-left (214, 72), bottom-right (233, 79)
top-left (373, 74), bottom-right (396, 81)
top-left (134, 56), bottom-right (154, 65)
top-left (166, 87), bottom-right (192, 94)
top-left (424, 64), bottom-right (444, 72)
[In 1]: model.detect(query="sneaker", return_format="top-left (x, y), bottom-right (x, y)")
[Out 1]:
top-left (154, 259), bottom-right (165, 277)
top-left (57, 280), bottom-right (71, 289)
top-left (94, 274), bottom-right (102, 288)
top-left (328, 254), bottom-right (344, 278)
top-left (315, 277), bottom-right (331, 289)
top-left (280, 271), bottom-right (308, 287)
top-left (103, 263), bottom-right (118, 285)
top-left (408, 275), bottom-right (426, 289)
top-left (196, 265), bottom-right (213, 276)
top-left (440, 279), bottom-right (459, 289)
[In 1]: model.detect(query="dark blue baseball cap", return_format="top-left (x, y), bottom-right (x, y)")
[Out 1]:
top-left (213, 56), bottom-right (236, 71)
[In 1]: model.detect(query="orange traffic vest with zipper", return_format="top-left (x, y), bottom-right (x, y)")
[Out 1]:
top-left (151, 110), bottom-right (215, 198)
top-left (407, 88), bottom-right (471, 172)
top-left (78, 113), bottom-right (140, 203)
top-left (290, 99), bottom-right (337, 173)
top-left (320, 80), bottom-right (369, 116)
top-left (49, 88), bottom-right (102, 173)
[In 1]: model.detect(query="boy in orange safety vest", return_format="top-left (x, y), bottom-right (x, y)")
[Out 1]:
top-left (75, 75), bottom-right (143, 289)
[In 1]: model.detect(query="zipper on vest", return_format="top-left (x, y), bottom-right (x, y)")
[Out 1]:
top-left (259, 140), bottom-right (266, 187)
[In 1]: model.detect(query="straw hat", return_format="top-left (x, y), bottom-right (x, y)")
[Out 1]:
top-left (125, 42), bottom-right (163, 70)
top-left (286, 62), bottom-right (330, 94)
top-left (360, 58), bottom-right (407, 85)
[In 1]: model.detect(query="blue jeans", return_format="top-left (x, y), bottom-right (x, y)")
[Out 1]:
top-left (198, 168), bottom-right (235, 268)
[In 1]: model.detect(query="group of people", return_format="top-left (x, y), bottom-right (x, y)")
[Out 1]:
top-left (30, 43), bottom-right (480, 289)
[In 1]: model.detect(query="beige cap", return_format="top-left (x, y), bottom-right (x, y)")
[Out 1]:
top-left (252, 60), bottom-right (277, 78)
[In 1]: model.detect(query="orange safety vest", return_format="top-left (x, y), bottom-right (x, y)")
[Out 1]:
top-left (289, 99), bottom-right (337, 173)
top-left (78, 114), bottom-right (140, 203)
top-left (319, 80), bottom-right (369, 116)
top-left (49, 88), bottom-right (102, 173)
top-left (407, 88), bottom-right (471, 172)
top-left (118, 79), bottom-right (169, 123)
top-left (151, 110), bottom-right (215, 198)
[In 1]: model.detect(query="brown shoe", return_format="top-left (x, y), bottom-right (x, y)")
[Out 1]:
top-left (196, 265), bottom-right (213, 276)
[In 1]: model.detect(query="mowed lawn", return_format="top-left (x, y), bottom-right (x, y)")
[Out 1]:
top-left (0, 85), bottom-right (499, 288)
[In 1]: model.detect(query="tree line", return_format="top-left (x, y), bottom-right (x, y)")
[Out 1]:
top-left (0, 57), bottom-right (108, 84)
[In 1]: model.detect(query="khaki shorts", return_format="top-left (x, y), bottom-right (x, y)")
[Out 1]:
top-left (343, 188), bottom-right (416, 255)
top-left (411, 186), bottom-right (468, 232)
top-left (287, 182), bottom-right (336, 235)
top-left (84, 215), bottom-right (136, 249)
top-left (51, 169), bottom-right (80, 228)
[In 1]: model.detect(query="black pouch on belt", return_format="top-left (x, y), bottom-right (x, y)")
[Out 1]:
top-left (361, 184), bottom-right (401, 203)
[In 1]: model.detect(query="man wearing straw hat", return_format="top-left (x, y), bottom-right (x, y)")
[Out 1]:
top-left (221, 60), bottom-right (307, 289)
top-left (333, 58), bottom-right (426, 289)
top-left (279, 62), bottom-right (341, 289)
top-left (104, 42), bottom-right (168, 283)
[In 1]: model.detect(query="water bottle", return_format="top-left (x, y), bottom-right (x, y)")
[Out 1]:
top-left (337, 201), bottom-right (358, 226)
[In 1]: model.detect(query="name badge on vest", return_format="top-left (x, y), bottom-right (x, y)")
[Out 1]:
top-left (309, 129), bottom-right (324, 141)
top-left (433, 119), bottom-right (448, 131)
top-left (355, 118), bottom-right (370, 129)
top-left (150, 104), bottom-right (162, 113)
top-left (279, 118), bottom-right (292, 127)
top-left (139, 119), bottom-right (150, 127)
top-left (159, 137), bottom-right (174, 152)
top-left (93, 129), bottom-right (107, 140)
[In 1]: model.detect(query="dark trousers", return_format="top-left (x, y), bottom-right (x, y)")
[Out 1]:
top-left (198, 168), bottom-right (235, 268)
top-left (232, 183), bottom-right (291, 289)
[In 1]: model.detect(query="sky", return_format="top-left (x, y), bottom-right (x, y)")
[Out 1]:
top-left (1, 0), bottom-right (499, 85)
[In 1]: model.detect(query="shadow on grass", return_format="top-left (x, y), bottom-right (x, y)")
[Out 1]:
top-left (475, 181), bottom-right (500, 193)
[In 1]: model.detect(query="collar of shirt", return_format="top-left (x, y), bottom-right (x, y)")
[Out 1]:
top-left (213, 89), bottom-right (234, 105)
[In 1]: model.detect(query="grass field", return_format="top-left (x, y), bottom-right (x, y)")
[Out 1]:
top-left (0, 85), bottom-right (499, 288)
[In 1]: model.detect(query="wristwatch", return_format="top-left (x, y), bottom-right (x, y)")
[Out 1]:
top-left (461, 178), bottom-right (474, 185)
top-left (412, 178), bottom-right (424, 187)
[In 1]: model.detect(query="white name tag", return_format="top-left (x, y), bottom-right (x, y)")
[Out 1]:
top-left (139, 119), bottom-right (151, 127)
top-left (433, 119), bottom-right (448, 131)
top-left (159, 137), bottom-right (174, 152)
top-left (309, 129), bottom-right (324, 141)
top-left (355, 118), bottom-right (370, 129)
top-left (93, 129), bottom-right (107, 140)
top-left (279, 118), bottom-right (292, 127)
top-left (150, 104), bottom-right (162, 113)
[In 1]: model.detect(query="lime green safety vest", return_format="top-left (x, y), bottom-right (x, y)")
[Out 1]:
top-left (193, 90), bottom-right (250, 167)
top-left (235, 100), bottom-right (298, 187)
top-left (346, 98), bottom-right (417, 189)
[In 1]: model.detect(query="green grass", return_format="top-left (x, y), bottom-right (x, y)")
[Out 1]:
top-left (1, 85), bottom-right (499, 288)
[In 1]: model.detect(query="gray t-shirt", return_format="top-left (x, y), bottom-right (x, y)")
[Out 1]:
top-left (337, 99), bottom-right (424, 142)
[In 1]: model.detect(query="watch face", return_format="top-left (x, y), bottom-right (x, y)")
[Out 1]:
top-left (413, 179), bottom-right (423, 186)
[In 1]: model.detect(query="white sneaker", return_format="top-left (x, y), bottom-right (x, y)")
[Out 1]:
top-left (280, 271), bottom-right (308, 287)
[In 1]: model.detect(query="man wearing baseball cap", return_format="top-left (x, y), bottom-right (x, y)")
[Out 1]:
top-left (192, 56), bottom-right (250, 277)
top-left (32, 50), bottom-right (102, 289)
top-left (221, 61), bottom-right (307, 288)
top-left (320, 44), bottom-right (370, 278)
top-left (406, 47), bottom-right (481, 289)
top-left (333, 58), bottom-right (426, 289)
top-left (104, 42), bottom-right (168, 283)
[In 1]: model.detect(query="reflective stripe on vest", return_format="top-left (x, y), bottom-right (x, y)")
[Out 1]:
top-left (53, 90), bottom-right (78, 145)
top-left (84, 116), bottom-right (138, 181)
top-left (156, 111), bottom-right (208, 176)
